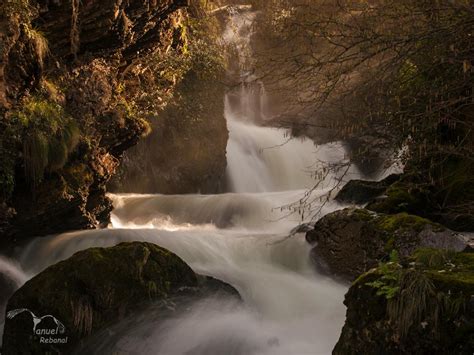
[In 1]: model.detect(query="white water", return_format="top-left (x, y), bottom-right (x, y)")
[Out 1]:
top-left (0, 256), bottom-right (28, 345)
top-left (0, 8), bottom-right (365, 354)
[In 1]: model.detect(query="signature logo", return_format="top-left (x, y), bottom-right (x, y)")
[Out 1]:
top-left (7, 308), bottom-right (68, 344)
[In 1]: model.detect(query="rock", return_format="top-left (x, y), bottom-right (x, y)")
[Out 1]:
top-left (335, 174), bottom-right (400, 204)
top-left (334, 250), bottom-right (474, 354)
top-left (34, 0), bottom-right (188, 61)
top-left (366, 180), bottom-right (432, 216)
top-left (1, 242), bottom-right (239, 354)
top-left (0, 0), bottom-right (191, 242)
top-left (306, 208), bottom-right (470, 281)
top-left (366, 165), bottom-right (474, 233)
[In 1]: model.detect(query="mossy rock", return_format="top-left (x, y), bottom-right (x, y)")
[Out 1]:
top-left (334, 250), bottom-right (474, 354)
top-left (367, 166), bottom-right (474, 232)
top-left (366, 180), bottom-right (431, 215)
top-left (335, 174), bottom-right (400, 204)
top-left (1, 242), bottom-right (238, 354)
top-left (306, 208), bottom-right (469, 280)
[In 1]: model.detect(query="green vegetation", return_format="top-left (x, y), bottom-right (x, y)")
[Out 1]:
top-left (376, 213), bottom-right (441, 234)
top-left (251, 1), bottom-right (474, 226)
top-left (13, 97), bottom-right (80, 187)
top-left (364, 250), bottom-right (401, 298)
top-left (2, 0), bottom-right (32, 21)
top-left (23, 25), bottom-right (49, 65)
top-left (361, 248), bottom-right (473, 340)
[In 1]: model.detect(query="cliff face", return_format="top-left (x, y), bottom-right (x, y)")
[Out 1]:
top-left (111, 6), bottom-right (228, 195)
top-left (0, 0), bottom-right (191, 245)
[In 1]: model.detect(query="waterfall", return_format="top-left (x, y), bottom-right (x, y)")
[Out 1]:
top-left (0, 256), bottom-right (28, 346)
top-left (4, 7), bottom-right (366, 355)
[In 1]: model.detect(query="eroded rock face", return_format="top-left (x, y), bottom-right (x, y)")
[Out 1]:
top-left (0, 0), bottom-right (190, 243)
top-left (34, 0), bottom-right (188, 60)
top-left (306, 208), bottom-right (470, 281)
top-left (1, 242), bottom-right (239, 354)
top-left (334, 250), bottom-right (474, 354)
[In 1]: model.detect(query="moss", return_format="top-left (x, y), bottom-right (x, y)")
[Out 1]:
top-left (3, 242), bottom-right (198, 353)
top-left (2, 0), bottom-right (32, 21)
top-left (353, 249), bottom-right (473, 347)
top-left (413, 249), bottom-right (474, 294)
top-left (351, 208), bottom-right (374, 221)
top-left (376, 213), bottom-right (441, 234)
top-left (367, 181), bottom-right (430, 215)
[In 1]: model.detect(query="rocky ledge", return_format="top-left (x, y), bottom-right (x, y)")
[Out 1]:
top-left (306, 208), bottom-right (470, 281)
top-left (334, 249), bottom-right (474, 354)
top-left (2, 241), bottom-right (238, 354)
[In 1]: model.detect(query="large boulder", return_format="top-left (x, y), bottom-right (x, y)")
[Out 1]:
top-left (334, 250), bottom-right (474, 354)
top-left (1, 242), bottom-right (238, 354)
top-left (306, 208), bottom-right (470, 281)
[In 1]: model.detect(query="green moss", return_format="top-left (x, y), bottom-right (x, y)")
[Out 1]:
top-left (414, 250), bottom-right (474, 294)
top-left (351, 208), bottom-right (374, 221)
top-left (367, 181), bottom-right (430, 215)
top-left (376, 213), bottom-right (440, 233)
top-left (357, 250), bottom-right (473, 342)
top-left (7, 242), bottom-right (197, 346)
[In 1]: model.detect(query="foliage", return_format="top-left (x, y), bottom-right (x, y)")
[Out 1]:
top-left (12, 97), bottom-right (80, 188)
top-left (121, 1), bottom-right (225, 118)
top-left (2, 0), bottom-right (33, 21)
top-left (387, 269), bottom-right (436, 338)
top-left (252, 0), bottom-right (474, 220)
top-left (364, 248), bottom-right (472, 340)
top-left (366, 250), bottom-right (401, 299)
top-left (23, 25), bottom-right (49, 66)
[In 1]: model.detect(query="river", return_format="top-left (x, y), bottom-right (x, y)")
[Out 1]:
top-left (0, 9), bottom-right (368, 354)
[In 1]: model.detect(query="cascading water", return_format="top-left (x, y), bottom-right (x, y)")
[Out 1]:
top-left (0, 8), bottom-right (365, 354)
top-left (0, 256), bottom-right (28, 346)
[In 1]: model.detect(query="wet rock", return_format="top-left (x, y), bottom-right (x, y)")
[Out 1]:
top-left (306, 208), bottom-right (470, 281)
top-left (334, 250), bottom-right (474, 354)
top-left (335, 174), bottom-right (400, 205)
top-left (2, 241), bottom-right (239, 354)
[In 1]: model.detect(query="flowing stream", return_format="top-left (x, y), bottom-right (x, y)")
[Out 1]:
top-left (0, 9), bottom-right (366, 354)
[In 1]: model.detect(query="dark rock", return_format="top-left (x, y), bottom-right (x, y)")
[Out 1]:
top-left (335, 174), bottom-right (400, 204)
top-left (1, 242), bottom-right (239, 354)
top-left (366, 166), bottom-right (474, 233)
top-left (366, 180), bottom-right (432, 216)
top-left (306, 208), bottom-right (470, 281)
top-left (334, 250), bottom-right (474, 354)
top-left (34, 0), bottom-right (188, 61)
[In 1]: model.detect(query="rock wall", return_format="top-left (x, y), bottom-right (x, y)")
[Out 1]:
top-left (0, 0), bottom-right (196, 246)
